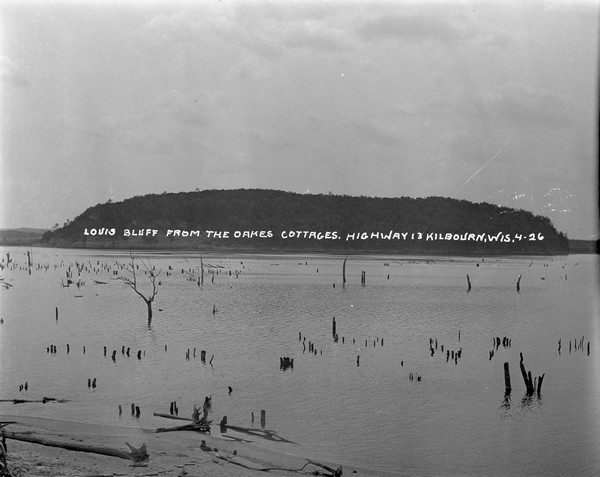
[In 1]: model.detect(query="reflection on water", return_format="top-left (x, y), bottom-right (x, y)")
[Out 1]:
top-left (0, 248), bottom-right (598, 475)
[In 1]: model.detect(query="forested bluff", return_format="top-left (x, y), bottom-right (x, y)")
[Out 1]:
top-left (39, 189), bottom-right (569, 255)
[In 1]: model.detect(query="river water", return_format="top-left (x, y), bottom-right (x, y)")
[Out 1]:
top-left (0, 247), bottom-right (598, 475)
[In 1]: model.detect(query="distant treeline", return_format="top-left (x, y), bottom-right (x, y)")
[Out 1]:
top-left (0, 228), bottom-right (48, 246)
top-left (568, 239), bottom-right (599, 254)
top-left (35, 189), bottom-right (574, 255)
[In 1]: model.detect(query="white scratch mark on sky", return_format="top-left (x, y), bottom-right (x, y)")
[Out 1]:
top-left (456, 150), bottom-right (502, 195)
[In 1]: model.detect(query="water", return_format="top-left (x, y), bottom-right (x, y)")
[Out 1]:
top-left (0, 247), bottom-right (598, 475)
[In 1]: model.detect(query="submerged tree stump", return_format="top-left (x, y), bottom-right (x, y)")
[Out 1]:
top-left (519, 353), bottom-right (544, 397)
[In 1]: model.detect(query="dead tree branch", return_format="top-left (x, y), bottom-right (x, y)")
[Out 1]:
top-left (116, 253), bottom-right (160, 326)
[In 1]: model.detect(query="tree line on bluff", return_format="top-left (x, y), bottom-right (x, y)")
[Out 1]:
top-left (41, 189), bottom-right (569, 254)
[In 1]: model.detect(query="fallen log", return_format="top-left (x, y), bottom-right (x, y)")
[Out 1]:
top-left (0, 397), bottom-right (66, 404)
top-left (155, 422), bottom-right (211, 433)
top-left (307, 459), bottom-right (343, 477)
top-left (215, 456), bottom-right (342, 477)
top-left (152, 412), bottom-right (192, 421)
top-left (4, 432), bottom-right (148, 462)
top-left (215, 455), bottom-right (312, 473)
top-left (222, 425), bottom-right (295, 443)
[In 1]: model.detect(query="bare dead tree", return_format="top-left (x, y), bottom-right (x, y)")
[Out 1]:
top-left (116, 253), bottom-right (160, 327)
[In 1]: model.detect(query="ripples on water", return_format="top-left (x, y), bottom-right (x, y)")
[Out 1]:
top-left (0, 248), bottom-right (598, 475)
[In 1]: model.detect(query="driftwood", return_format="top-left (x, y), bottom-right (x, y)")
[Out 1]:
top-left (4, 432), bottom-right (148, 462)
top-left (307, 459), bottom-right (343, 477)
top-left (215, 455), bottom-right (311, 473)
top-left (155, 422), bottom-right (211, 433)
top-left (155, 397), bottom-right (213, 433)
top-left (216, 456), bottom-right (342, 476)
top-left (0, 397), bottom-right (66, 404)
top-left (153, 412), bottom-right (192, 421)
top-left (125, 442), bottom-right (149, 462)
top-left (222, 425), bottom-right (294, 443)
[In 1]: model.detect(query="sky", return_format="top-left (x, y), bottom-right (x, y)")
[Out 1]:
top-left (0, 0), bottom-right (598, 239)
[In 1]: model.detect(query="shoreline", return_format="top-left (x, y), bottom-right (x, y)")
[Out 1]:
top-left (1, 243), bottom-right (574, 259)
top-left (28, 243), bottom-right (573, 257)
top-left (1, 414), bottom-right (379, 477)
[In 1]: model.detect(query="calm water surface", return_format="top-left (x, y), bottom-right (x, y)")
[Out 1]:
top-left (0, 247), bottom-right (598, 475)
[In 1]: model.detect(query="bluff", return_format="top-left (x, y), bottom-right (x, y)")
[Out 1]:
top-left (41, 189), bottom-right (569, 255)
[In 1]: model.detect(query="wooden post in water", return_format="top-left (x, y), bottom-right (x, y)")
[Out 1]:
top-left (342, 257), bottom-right (347, 285)
top-left (503, 362), bottom-right (511, 395)
top-left (537, 374), bottom-right (545, 397)
top-left (55, 307), bottom-right (58, 321)
top-left (467, 274), bottom-right (471, 292)
top-left (200, 258), bottom-right (204, 286)
top-left (260, 410), bottom-right (266, 428)
top-left (516, 274), bottom-right (522, 292)
top-left (332, 317), bottom-right (336, 336)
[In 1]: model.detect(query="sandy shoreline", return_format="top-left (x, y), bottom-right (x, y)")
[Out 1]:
top-left (1, 414), bottom-right (374, 477)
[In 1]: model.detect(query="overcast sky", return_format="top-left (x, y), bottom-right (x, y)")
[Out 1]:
top-left (1, 0), bottom-right (598, 239)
